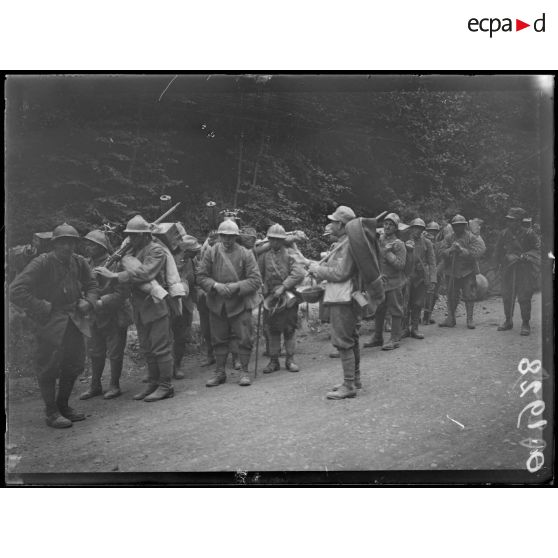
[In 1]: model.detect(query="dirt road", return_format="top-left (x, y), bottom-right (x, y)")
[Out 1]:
top-left (5, 294), bottom-right (548, 477)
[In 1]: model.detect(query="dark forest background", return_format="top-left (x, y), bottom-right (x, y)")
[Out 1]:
top-left (5, 74), bottom-right (549, 259)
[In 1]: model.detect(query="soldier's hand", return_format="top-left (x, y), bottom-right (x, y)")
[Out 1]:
top-left (77, 299), bottom-right (91, 315)
top-left (213, 282), bottom-right (229, 296)
top-left (94, 266), bottom-right (117, 279)
top-left (405, 240), bottom-right (415, 249)
top-left (274, 285), bottom-right (286, 297)
top-left (308, 262), bottom-right (320, 276)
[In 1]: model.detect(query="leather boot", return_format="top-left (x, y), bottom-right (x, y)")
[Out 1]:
top-left (238, 354), bottom-right (252, 386)
top-left (173, 346), bottom-right (185, 379)
top-left (422, 311), bottom-right (431, 326)
top-left (134, 360), bottom-right (159, 400)
top-left (364, 335), bottom-right (383, 348)
top-left (206, 354), bottom-right (227, 387)
top-left (104, 359), bottom-right (123, 399)
top-left (382, 317), bottom-right (401, 350)
top-left (439, 301), bottom-right (456, 327)
top-left (332, 344), bottom-right (361, 391)
top-left (284, 335), bottom-right (299, 372)
top-left (144, 360), bottom-right (175, 402)
top-left (327, 349), bottom-right (356, 399)
top-left (46, 412), bottom-right (73, 429)
top-left (39, 374), bottom-right (58, 418)
top-left (57, 374), bottom-right (85, 421)
top-left (410, 313), bottom-right (424, 339)
top-left (80, 357), bottom-right (105, 400)
top-left (465, 302), bottom-right (475, 329)
top-left (497, 320), bottom-right (513, 331)
top-left (520, 301), bottom-right (531, 336)
top-left (263, 357), bottom-right (280, 374)
top-left (231, 353), bottom-right (242, 371)
top-left (201, 347), bottom-right (216, 367)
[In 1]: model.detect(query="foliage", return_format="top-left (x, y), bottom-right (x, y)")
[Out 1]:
top-left (6, 75), bottom-right (546, 259)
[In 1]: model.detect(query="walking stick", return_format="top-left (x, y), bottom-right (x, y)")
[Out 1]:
top-left (254, 301), bottom-right (263, 378)
top-left (510, 263), bottom-right (517, 320)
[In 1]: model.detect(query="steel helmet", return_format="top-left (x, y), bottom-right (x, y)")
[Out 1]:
top-left (124, 215), bottom-right (151, 234)
top-left (409, 218), bottom-right (426, 228)
top-left (267, 223), bottom-right (287, 239)
top-left (52, 223), bottom-right (80, 240)
top-left (84, 230), bottom-right (109, 251)
top-left (217, 219), bottom-right (240, 236)
top-left (327, 205), bottom-right (356, 224)
top-left (451, 214), bottom-right (468, 225)
top-left (425, 221), bottom-right (440, 231)
top-left (384, 213), bottom-right (400, 227)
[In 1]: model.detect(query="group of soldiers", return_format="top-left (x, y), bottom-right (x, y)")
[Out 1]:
top-left (8, 203), bottom-right (541, 428)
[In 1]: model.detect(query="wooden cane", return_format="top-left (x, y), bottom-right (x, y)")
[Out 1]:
top-left (254, 301), bottom-right (263, 378)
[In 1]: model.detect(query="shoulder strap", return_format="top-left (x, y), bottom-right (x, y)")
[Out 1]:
top-left (268, 249), bottom-right (288, 281)
top-left (217, 244), bottom-right (240, 281)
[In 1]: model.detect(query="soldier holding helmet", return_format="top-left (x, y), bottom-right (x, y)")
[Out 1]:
top-left (438, 214), bottom-right (486, 329)
top-left (10, 223), bottom-right (99, 428)
top-left (258, 223), bottom-right (306, 374)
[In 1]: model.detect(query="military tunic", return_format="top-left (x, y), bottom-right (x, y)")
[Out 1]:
top-left (10, 252), bottom-right (99, 415)
top-left (440, 230), bottom-right (486, 303)
top-left (197, 242), bottom-right (262, 356)
top-left (493, 226), bottom-right (540, 322)
top-left (258, 246), bottom-right (305, 335)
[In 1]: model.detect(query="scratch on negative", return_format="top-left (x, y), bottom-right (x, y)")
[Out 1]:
top-left (446, 415), bottom-right (465, 429)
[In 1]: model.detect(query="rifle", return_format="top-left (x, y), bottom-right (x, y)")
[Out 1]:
top-left (103, 202), bottom-right (181, 268)
top-left (206, 201), bottom-right (218, 231)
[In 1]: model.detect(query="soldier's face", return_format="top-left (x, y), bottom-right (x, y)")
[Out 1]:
top-left (410, 226), bottom-right (423, 240)
top-left (221, 234), bottom-right (236, 251)
top-left (328, 221), bottom-right (343, 238)
top-left (509, 219), bottom-right (521, 232)
top-left (53, 238), bottom-right (76, 262)
top-left (384, 220), bottom-right (397, 236)
top-left (452, 224), bottom-right (467, 237)
top-left (129, 233), bottom-right (149, 250)
top-left (85, 242), bottom-right (106, 259)
top-left (270, 238), bottom-right (283, 251)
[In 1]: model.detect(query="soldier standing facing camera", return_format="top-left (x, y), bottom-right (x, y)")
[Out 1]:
top-left (10, 223), bottom-right (99, 428)
top-left (438, 214), bottom-right (486, 329)
top-left (494, 207), bottom-right (540, 336)
top-left (258, 223), bottom-right (305, 374)
top-left (197, 219), bottom-right (262, 387)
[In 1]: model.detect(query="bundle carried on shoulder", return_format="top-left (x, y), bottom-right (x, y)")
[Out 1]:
top-left (345, 217), bottom-right (385, 313)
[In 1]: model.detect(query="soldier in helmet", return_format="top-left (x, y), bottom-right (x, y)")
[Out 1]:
top-left (404, 218), bottom-right (437, 339)
top-left (494, 207), bottom-right (540, 336)
top-left (364, 213), bottom-right (406, 351)
top-left (95, 215), bottom-right (177, 402)
top-left (10, 224), bottom-right (99, 428)
top-left (422, 221), bottom-right (442, 324)
top-left (439, 214), bottom-right (486, 329)
top-left (80, 230), bottom-right (133, 400)
top-left (258, 223), bottom-right (306, 374)
top-left (170, 224), bottom-right (202, 379)
top-left (197, 219), bottom-right (262, 387)
top-left (308, 205), bottom-right (361, 400)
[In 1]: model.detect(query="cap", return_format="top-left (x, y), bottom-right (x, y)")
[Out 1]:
top-left (450, 214), bottom-right (468, 225)
top-left (217, 220), bottom-right (240, 235)
top-left (327, 205), bottom-right (356, 224)
top-left (409, 218), bottom-right (426, 228)
top-left (84, 230), bottom-right (109, 251)
top-left (506, 207), bottom-right (527, 220)
top-left (52, 223), bottom-right (80, 240)
top-left (384, 213), bottom-right (401, 227)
